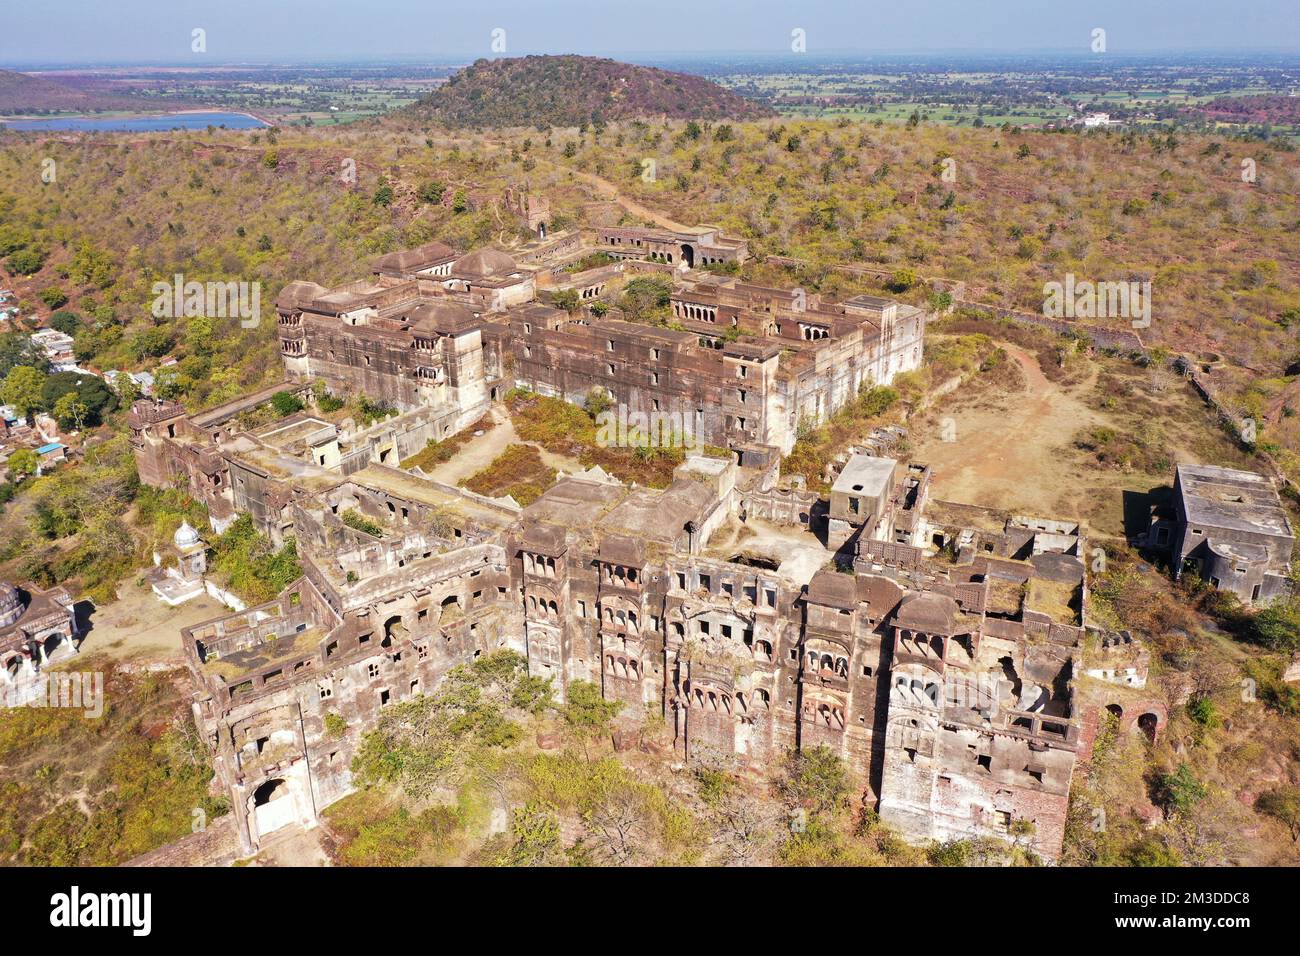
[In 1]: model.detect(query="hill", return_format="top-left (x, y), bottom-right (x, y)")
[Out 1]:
top-left (406, 55), bottom-right (775, 128)
top-left (0, 69), bottom-right (143, 114)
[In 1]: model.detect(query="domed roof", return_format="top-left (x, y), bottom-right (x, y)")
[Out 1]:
top-left (895, 592), bottom-right (962, 634)
top-left (408, 299), bottom-right (477, 333)
top-left (452, 249), bottom-right (517, 278)
top-left (174, 521), bottom-right (201, 548)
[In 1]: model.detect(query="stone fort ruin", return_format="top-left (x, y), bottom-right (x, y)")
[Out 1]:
top-left (128, 223), bottom-right (1150, 860)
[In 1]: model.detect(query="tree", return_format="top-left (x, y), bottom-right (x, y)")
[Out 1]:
top-left (6, 447), bottom-right (37, 479)
top-left (778, 745), bottom-right (850, 816)
top-left (373, 180), bottom-right (395, 207)
top-left (887, 268), bottom-right (920, 293)
top-left (506, 802), bottom-right (563, 865)
top-left (39, 288), bottom-right (68, 310)
top-left (561, 680), bottom-right (621, 757)
top-left (1252, 600), bottom-right (1300, 653)
top-left (48, 311), bottom-right (79, 336)
top-left (2, 365), bottom-right (47, 422)
top-left (550, 289), bottom-right (579, 313)
top-left (1159, 763), bottom-right (1208, 816)
top-left (416, 180), bottom-right (446, 204)
top-left (1256, 786), bottom-right (1300, 841)
top-left (52, 392), bottom-right (88, 431)
top-left (618, 276), bottom-right (673, 324)
top-left (130, 327), bottom-right (173, 361)
top-left (270, 391), bottom-right (304, 417)
top-left (5, 248), bottom-right (45, 276)
top-left (43, 372), bottom-right (116, 426)
top-left (114, 374), bottom-right (141, 406)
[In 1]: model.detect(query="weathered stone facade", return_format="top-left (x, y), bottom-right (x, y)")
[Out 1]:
top-left (273, 232), bottom-right (924, 456)
top-left (128, 233), bottom-right (1108, 861)
top-left (1162, 462), bottom-right (1294, 605)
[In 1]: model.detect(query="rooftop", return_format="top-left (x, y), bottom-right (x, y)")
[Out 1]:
top-left (1177, 463), bottom-right (1293, 539)
top-left (832, 454), bottom-right (897, 499)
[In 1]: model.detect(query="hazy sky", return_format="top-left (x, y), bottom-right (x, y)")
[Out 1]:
top-left (3, 0), bottom-right (1298, 65)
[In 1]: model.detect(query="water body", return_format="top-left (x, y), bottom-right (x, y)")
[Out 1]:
top-left (0, 111), bottom-right (268, 132)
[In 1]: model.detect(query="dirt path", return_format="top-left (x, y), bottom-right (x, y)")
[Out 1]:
top-left (913, 343), bottom-right (1107, 521)
top-left (486, 138), bottom-right (696, 233)
top-left (415, 408), bottom-right (585, 486)
top-left (564, 166), bottom-right (696, 232)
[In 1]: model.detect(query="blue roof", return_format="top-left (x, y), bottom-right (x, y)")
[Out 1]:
top-left (36, 443), bottom-right (64, 454)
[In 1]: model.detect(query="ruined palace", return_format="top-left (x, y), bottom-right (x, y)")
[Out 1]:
top-left (130, 224), bottom-right (1119, 861)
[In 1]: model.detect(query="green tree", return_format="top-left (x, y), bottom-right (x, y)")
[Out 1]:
top-left (1159, 763), bottom-right (1208, 816)
top-left (52, 392), bottom-right (88, 431)
top-left (506, 802), bottom-right (562, 866)
top-left (561, 680), bottom-right (621, 756)
top-left (270, 390), bottom-right (304, 417)
top-left (416, 180), bottom-right (446, 204)
top-left (550, 289), bottom-right (580, 313)
top-left (887, 268), bottom-right (920, 293)
top-left (6, 447), bottom-right (37, 478)
top-left (5, 248), bottom-right (45, 276)
top-left (48, 311), bottom-right (79, 336)
top-left (1252, 600), bottom-right (1300, 653)
top-left (1256, 786), bottom-right (1300, 841)
top-left (779, 745), bottom-right (849, 816)
top-left (2, 365), bottom-right (46, 422)
top-left (39, 288), bottom-right (68, 310)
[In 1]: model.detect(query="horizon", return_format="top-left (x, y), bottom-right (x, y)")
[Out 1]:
top-left (2, 0), bottom-right (1298, 66)
top-left (7, 48), bottom-right (1300, 71)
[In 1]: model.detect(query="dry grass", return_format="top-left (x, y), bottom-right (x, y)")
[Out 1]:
top-left (461, 444), bottom-right (557, 507)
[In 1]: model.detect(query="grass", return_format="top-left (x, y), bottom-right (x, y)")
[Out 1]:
top-left (507, 388), bottom-right (724, 488)
top-left (400, 416), bottom-right (493, 471)
top-left (461, 444), bottom-right (557, 506)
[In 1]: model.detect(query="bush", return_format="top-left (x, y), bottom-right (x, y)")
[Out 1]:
top-left (1251, 600), bottom-right (1300, 653)
top-left (886, 268), bottom-right (919, 293)
top-left (270, 390), bottom-right (304, 417)
top-left (416, 180), bottom-right (445, 204)
top-left (39, 287), bottom-right (68, 310)
top-left (48, 311), bottom-right (79, 335)
top-left (5, 248), bottom-right (45, 276)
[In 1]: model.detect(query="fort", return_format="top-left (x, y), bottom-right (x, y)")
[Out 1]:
top-left (122, 221), bottom-right (1214, 862)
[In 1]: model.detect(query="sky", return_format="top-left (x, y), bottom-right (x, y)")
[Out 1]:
top-left (2, 0), bottom-right (1298, 65)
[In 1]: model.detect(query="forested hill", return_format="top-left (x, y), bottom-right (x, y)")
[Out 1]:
top-left (405, 55), bottom-right (776, 128)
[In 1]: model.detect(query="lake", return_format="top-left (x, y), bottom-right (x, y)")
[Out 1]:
top-left (0, 111), bottom-right (269, 132)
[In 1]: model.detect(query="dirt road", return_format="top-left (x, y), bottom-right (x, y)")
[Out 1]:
top-left (913, 344), bottom-right (1106, 520)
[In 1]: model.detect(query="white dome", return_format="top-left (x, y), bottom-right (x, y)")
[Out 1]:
top-left (174, 521), bottom-right (201, 548)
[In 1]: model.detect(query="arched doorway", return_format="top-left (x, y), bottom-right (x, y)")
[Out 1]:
top-left (1105, 703), bottom-right (1123, 719)
top-left (1137, 712), bottom-right (1160, 742)
top-left (252, 778), bottom-right (295, 836)
top-left (680, 243), bottom-right (695, 268)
